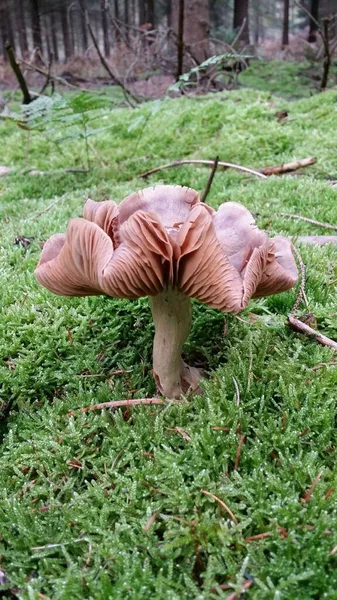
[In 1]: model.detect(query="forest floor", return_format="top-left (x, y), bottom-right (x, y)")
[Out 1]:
top-left (1, 85), bottom-right (337, 599)
top-left (1, 58), bottom-right (337, 100)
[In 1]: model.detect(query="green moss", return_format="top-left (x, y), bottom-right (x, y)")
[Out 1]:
top-left (1, 89), bottom-right (337, 599)
top-left (240, 59), bottom-right (337, 99)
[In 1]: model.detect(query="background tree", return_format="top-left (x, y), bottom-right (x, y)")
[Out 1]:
top-left (308, 0), bottom-right (320, 42)
top-left (282, 0), bottom-right (289, 47)
top-left (233, 0), bottom-right (250, 44)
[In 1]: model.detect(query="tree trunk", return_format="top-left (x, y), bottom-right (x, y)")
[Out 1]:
top-left (139, 0), bottom-right (146, 25)
top-left (233, 0), bottom-right (250, 44)
top-left (17, 1), bottom-right (29, 56)
top-left (282, 0), bottom-right (289, 47)
top-left (60, 3), bottom-right (72, 60)
top-left (30, 0), bottom-right (42, 50)
top-left (79, 3), bottom-right (88, 53)
top-left (50, 10), bottom-right (59, 62)
top-left (308, 0), bottom-right (320, 42)
top-left (172, 0), bottom-right (210, 68)
top-left (101, 0), bottom-right (110, 56)
top-left (44, 14), bottom-right (52, 60)
top-left (146, 0), bottom-right (155, 27)
top-left (124, 0), bottom-right (129, 41)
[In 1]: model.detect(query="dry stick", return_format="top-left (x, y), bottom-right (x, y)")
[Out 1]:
top-left (244, 532), bottom-right (272, 542)
top-left (234, 435), bottom-right (246, 471)
top-left (21, 60), bottom-right (96, 93)
top-left (288, 315), bottom-right (337, 352)
top-left (69, 398), bottom-right (181, 415)
top-left (311, 361), bottom-right (337, 371)
top-left (290, 244), bottom-right (308, 313)
top-left (38, 51), bottom-right (53, 95)
top-left (139, 160), bottom-right (267, 180)
top-left (5, 43), bottom-right (32, 104)
top-left (301, 471), bottom-right (323, 503)
top-left (201, 156), bottom-right (219, 202)
top-left (24, 195), bottom-right (67, 221)
top-left (261, 157), bottom-right (316, 175)
top-left (297, 236), bottom-right (337, 245)
top-left (225, 581), bottom-right (254, 600)
top-left (201, 490), bottom-right (238, 524)
top-left (78, 0), bottom-right (138, 107)
top-left (231, 17), bottom-right (247, 47)
top-left (278, 213), bottom-right (337, 232)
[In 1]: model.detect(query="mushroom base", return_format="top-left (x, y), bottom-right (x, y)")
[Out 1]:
top-left (149, 290), bottom-right (202, 399)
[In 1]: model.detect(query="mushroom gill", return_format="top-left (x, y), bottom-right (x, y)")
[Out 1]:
top-left (35, 185), bottom-right (298, 398)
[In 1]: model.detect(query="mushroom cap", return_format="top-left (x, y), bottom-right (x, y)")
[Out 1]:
top-left (35, 185), bottom-right (298, 313)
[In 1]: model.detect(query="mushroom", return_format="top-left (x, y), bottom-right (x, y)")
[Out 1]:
top-left (35, 185), bottom-right (298, 398)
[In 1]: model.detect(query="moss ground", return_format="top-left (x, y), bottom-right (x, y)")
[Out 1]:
top-left (1, 85), bottom-right (337, 599)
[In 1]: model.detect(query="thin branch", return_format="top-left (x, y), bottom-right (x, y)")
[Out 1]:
top-left (311, 361), bottom-right (337, 371)
top-left (277, 213), bottom-right (337, 232)
top-left (288, 315), bottom-right (337, 352)
top-left (294, 1), bottom-right (320, 31)
top-left (139, 159), bottom-right (267, 180)
top-left (290, 244), bottom-right (308, 314)
top-left (5, 43), bottom-right (32, 104)
top-left (201, 155), bottom-right (219, 202)
top-left (234, 434), bottom-right (246, 471)
top-left (21, 60), bottom-right (98, 94)
top-left (201, 490), bottom-right (238, 524)
top-left (78, 0), bottom-right (138, 107)
top-left (38, 52), bottom-right (53, 95)
top-left (261, 157), bottom-right (316, 175)
top-left (232, 17), bottom-right (247, 47)
top-left (244, 532), bottom-right (272, 542)
top-left (24, 195), bottom-right (66, 221)
top-left (301, 472), bottom-right (323, 503)
top-left (69, 398), bottom-right (182, 415)
top-left (297, 236), bottom-right (337, 245)
top-left (224, 580), bottom-right (254, 600)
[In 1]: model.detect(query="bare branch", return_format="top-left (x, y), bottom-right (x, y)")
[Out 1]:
top-left (201, 155), bottom-right (219, 202)
top-left (288, 315), bottom-right (337, 352)
top-left (139, 159), bottom-right (267, 180)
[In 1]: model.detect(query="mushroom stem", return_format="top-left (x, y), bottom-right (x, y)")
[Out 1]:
top-left (149, 290), bottom-right (202, 399)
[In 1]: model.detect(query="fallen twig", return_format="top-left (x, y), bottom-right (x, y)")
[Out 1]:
top-left (201, 155), bottom-right (219, 202)
top-left (143, 512), bottom-right (159, 532)
top-left (301, 471), bottom-right (323, 503)
top-left (201, 490), bottom-right (238, 524)
top-left (311, 361), bottom-right (337, 371)
top-left (234, 434), bottom-right (246, 471)
top-left (297, 236), bottom-right (337, 245)
top-left (261, 157), bottom-right (316, 175)
top-left (166, 427), bottom-right (192, 442)
top-left (244, 532), bottom-right (272, 542)
top-left (139, 159), bottom-right (267, 180)
top-left (277, 213), bottom-right (337, 232)
top-left (24, 195), bottom-right (66, 221)
top-left (225, 580), bottom-right (254, 600)
top-left (291, 245), bottom-right (308, 313)
top-left (288, 315), bottom-right (337, 352)
top-left (69, 398), bottom-right (181, 415)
